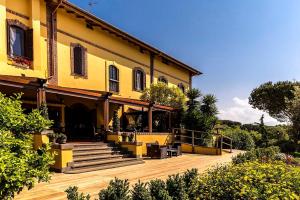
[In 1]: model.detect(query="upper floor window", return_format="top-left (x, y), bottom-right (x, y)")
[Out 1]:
top-left (133, 68), bottom-right (145, 91)
top-left (178, 83), bottom-right (185, 93)
top-left (71, 43), bottom-right (87, 77)
top-left (158, 76), bottom-right (168, 84)
top-left (109, 65), bottom-right (119, 92)
top-left (7, 19), bottom-right (33, 65)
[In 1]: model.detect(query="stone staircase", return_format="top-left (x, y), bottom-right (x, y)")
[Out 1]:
top-left (65, 142), bottom-right (144, 174)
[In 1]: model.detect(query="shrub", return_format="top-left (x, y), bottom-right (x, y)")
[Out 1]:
top-left (148, 179), bottom-right (171, 200)
top-left (278, 140), bottom-right (298, 153)
top-left (232, 146), bottom-right (280, 164)
top-left (182, 168), bottom-right (199, 200)
top-left (198, 161), bottom-right (300, 200)
top-left (56, 133), bottom-right (67, 144)
top-left (0, 93), bottom-right (54, 199)
top-left (112, 111), bottom-right (120, 133)
top-left (222, 126), bottom-right (256, 150)
top-left (99, 178), bottom-right (130, 200)
top-left (166, 174), bottom-right (188, 200)
top-left (65, 186), bottom-right (90, 200)
top-left (131, 180), bottom-right (151, 200)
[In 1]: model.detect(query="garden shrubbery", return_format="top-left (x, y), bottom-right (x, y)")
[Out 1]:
top-left (0, 93), bottom-right (54, 199)
top-left (232, 146), bottom-right (280, 164)
top-left (198, 161), bottom-right (300, 200)
top-left (222, 126), bottom-right (256, 150)
top-left (66, 160), bottom-right (300, 200)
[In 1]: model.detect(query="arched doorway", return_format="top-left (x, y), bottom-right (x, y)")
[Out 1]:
top-left (65, 103), bottom-right (96, 140)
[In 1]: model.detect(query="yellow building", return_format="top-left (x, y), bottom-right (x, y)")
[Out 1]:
top-left (0, 0), bottom-right (205, 172)
top-left (0, 0), bottom-right (200, 137)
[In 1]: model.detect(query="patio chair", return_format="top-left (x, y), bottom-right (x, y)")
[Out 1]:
top-left (149, 144), bottom-right (168, 159)
top-left (167, 144), bottom-right (182, 157)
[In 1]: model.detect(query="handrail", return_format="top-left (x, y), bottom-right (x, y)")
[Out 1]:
top-left (172, 128), bottom-right (233, 153)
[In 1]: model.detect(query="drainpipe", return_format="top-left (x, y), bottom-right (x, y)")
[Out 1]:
top-left (48, 0), bottom-right (64, 80)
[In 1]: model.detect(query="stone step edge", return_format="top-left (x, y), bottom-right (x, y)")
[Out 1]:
top-left (65, 160), bottom-right (144, 174)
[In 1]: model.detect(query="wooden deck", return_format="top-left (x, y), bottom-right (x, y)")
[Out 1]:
top-left (16, 150), bottom-right (241, 200)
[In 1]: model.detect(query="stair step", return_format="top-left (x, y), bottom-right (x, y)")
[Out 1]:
top-left (73, 157), bottom-right (138, 168)
top-left (73, 154), bottom-right (124, 162)
top-left (73, 150), bottom-right (121, 156)
top-left (66, 159), bottom-right (144, 174)
top-left (73, 146), bottom-right (113, 151)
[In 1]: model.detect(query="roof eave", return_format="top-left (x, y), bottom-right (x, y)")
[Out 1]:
top-left (60, 1), bottom-right (202, 75)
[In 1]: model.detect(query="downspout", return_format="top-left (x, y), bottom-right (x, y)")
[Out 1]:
top-left (48, 0), bottom-right (64, 80)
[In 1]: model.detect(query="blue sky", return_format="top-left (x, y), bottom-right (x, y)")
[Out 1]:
top-left (69, 0), bottom-right (300, 124)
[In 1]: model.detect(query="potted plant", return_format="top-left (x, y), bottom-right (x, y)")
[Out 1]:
top-left (121, 132), bottom-right (128, 142)
top-left (112, 110), bottom-right (120, 133)
top-left (48, 132), bottom-right (57, 143)
top-left (128, 133), bottom-right (135, 142)
top-left (56, 133), bottom-right (67, 144)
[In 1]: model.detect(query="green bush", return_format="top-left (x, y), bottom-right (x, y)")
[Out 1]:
top-left (198, 161), bottom-right (300, 199)
top-left (278, 140), bottom-right (298, 153)
top-left (65, 186), bottom-right (90, 200)
top-left (148, 179), bottom-right (171, 200)
top-left (98, 178), bottom-right (130, 200)
top-left (222, 126), bottom-right (256, 150)
top-left (0, 93), bottom-right (54, 199)
top-left (166, 174), bottom-right (188, 200)
top-left (68, 162), bottom-right (300, 200)
top-left (131, 180), bottom-right (151, 200)
top-left (232, 146), bottom-right (280, 164)
top-left (182, 168), bottom-right (199, 200)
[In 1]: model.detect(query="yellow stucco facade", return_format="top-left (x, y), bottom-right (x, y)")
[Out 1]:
top-left (0, 0), bottom-right (201, 153)
top-left (0, 0), bottom-right (198, 100)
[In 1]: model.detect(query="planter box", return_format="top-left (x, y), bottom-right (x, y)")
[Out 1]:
top-left (51, 143), bottom-right (74, 173)
top-left (32, 130), bottom-right (52, 150)
top-left (119, 142), bottom-right (143, 158)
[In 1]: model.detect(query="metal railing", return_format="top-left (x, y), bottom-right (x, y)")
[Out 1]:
top-left (172, 128), bottom-right (233, 153)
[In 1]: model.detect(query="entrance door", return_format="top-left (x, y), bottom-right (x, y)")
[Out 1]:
top-left (65, 103), bottom-right (95, 140)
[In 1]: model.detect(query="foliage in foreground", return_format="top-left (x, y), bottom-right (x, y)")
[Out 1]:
top-left (65, 186), bottom-right (91, 200)
top-left (199, 161), bottom-right (300, 200)
top-left (0, 93), bottom-right (54, 199)
top-left (232, 146), bottom-right (280, 164)
top-left (65, 161), bottom-right (300, 200)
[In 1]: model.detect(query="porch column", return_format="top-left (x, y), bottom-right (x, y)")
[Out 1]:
top-left (103, 98), bottom-right (109, 131)
top-left (37, 88), bottom-right (46, 108)
top-left (168, 111), bottom-right (172, 131)
top-left (60, 105), bottom-right (65, 131)
top-left (148, 105), bottom-right (153, 133)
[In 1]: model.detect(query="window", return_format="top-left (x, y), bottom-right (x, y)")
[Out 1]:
top-left (178, 83), bottom-right (185, 93)
top-left (133, 68), bottom-right (145, 91)
top-left (7, 19), bottom-right (33, 63)
top-left (158, 76), bottom-right (168, 84)
top-left (109, 65), bottom-right (119, 92)
top-left (10, 26), bottom-right (25, 57)
top-left (71, 43), bottom-right (87, 77)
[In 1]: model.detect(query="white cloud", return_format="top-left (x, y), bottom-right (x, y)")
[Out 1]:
top-left (218, 97), bottom-right (280, 126)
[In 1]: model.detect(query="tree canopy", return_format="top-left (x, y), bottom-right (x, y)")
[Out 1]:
top-left (249, 81), bottom-right (300, 122)
top-left (140, 83), bottom-right (186, 109)
top-left (249, 81), bottom-right (300, 142)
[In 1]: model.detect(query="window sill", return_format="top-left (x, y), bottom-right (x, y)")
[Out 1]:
top-left (71, 73), bottom-right (88, 79)
top-left (133, 89), bottom-right (144, 93)
top-left (109, 91), bottom-right (120, 96)
top-left (7, 57), bottom-right (32, 69)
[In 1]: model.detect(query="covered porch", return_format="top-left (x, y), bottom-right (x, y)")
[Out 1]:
top-left (0, 75), bottom-right (175, 141)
